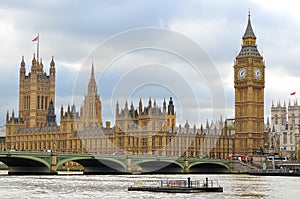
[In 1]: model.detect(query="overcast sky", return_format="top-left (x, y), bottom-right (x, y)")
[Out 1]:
top-left (1, 0), bottom-right (300, 126)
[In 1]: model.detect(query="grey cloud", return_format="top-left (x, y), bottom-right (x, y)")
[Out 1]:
top-left (1, 0), bottom-right (300, 126)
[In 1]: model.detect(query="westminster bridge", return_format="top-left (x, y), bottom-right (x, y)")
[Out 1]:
top-left (0, 151), bottom-right (234, 175)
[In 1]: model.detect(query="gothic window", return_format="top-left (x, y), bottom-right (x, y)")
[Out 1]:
top-left (292, 113), bottom-right (295, 126)
top-left (142, 138), bottom-right (147, 147)
top-left (37, 96), bottom-right (40, 109)
top-left (290, 132), bottom-right (293, 144)
top-left (275, 114), bottom-right (278, 125)
top-left (283, 132), bottom-right (287, 144)
top-left (41, 96), bottom-right (44, 110)
top-left (159, 137), bottom-right (162, 146)
top-left (45, 96), bottom-right (48, 109)
top-left (281, 115), bottom-right (285, 126)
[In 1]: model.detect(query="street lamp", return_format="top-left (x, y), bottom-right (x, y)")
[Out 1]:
top-left (53, 141), bottom-right (56, 152)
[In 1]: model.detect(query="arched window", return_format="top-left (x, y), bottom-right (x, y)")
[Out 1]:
top-left (37, 96), bottom-right (40, 109)
top-left (41, 96), bottom-right (44, 109)
top-left (275, 114), bottom-right (278, 125)
top-left (45, 96), bottom-right (48, 109)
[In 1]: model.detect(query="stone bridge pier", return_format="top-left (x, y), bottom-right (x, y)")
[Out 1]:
top-left (50, 152), bottom-right (57, 174)
top-left (125, 154), bottom-right (132, 173)
top-left (184, 157), bottom-right (189, 173)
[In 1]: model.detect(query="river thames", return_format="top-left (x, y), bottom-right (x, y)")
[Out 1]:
top-left (0, 171), bottom-right (299, 199)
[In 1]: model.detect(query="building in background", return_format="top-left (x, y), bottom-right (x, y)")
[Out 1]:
top-left (271, 100), bottom-right (300, 159)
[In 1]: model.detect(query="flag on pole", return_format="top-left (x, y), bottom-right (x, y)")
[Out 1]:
top-left (32, 33), bottom-right (40, 59)
top-left (290, 91), bottom-right (296, 95)
top-left (32, 35), bottom-right (39, 42)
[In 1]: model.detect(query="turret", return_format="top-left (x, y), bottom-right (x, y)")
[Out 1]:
top-left (166, 97), bottom-right (176, 128)
top-left (46, 99), bottom-right (57, 126)
top-left (266, 116), bottom-right (270, 129)
top-left (206, 119), bottom-right (209, 129)
top-left (116, 100), bottom-right (120, 115)
top-left (168, 97), bottom-right (175, 115)
top-left (139, 98), bottom-right (143, 114)
top-left (163, 98), bottom-right (166, 113)
top-left (88, 63), bottom-right (97, 95)
top-left (20, 56), bottom-right (26, 75)
top-left (6, 111), bottom-right (9, 122)
top-left (38, 58), bottom-right (44, 72)
top-left (60, 105), bottom-right (64, 117)
top-left (153, 99), bottom-right (157, 107)
top-left (125, 100), bottom-right (128, 114)
top-left (148, 97), bottom-right (152, 108)
top-left (31, 53), bottom-right (37, 73)
top-left (50, 56), bottom-right (55, 76)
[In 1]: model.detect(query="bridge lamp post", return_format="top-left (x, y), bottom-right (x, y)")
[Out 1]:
top-left (127, 146), bottom-right (130, 152)
top-left (53, 141), bottom-right (57, 152)
top-left (11, 143), bottom-right (15, 151)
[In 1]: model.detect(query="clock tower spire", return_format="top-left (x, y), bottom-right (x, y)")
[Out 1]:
top-left (234, 13), bottom-right (265, 155)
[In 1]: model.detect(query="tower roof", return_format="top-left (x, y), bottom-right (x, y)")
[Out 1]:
top-left (243, 12), bottom-right (256, 39)
top-left (237, 12), bottom-right (262, 59)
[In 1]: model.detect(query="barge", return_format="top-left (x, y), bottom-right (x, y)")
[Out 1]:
top-left (128, 177), bottom-right (223, 193)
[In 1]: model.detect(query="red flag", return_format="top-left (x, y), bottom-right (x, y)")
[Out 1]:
top-left (290, 91), bottom-right (296, 95)
top-left (32, 35), bottom-right (39, 42)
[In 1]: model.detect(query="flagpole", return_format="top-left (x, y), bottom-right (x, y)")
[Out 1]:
top-left (37, 33), bottom-right (39, 61)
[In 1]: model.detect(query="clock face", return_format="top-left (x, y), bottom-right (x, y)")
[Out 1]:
top-left (237, 68), bottom-right (246, 80)
top-left (254, 67), bottom-right (263, 80)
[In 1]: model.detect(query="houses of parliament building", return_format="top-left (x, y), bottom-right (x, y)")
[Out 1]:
top-left (0, 14), bottom-right (268, 159)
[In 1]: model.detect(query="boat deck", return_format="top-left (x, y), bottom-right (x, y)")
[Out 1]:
top-left (128, 177), bottom-right (223, 193)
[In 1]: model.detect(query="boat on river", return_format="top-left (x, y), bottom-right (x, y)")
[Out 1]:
top-left (128, 177), bottom-right (223, 193)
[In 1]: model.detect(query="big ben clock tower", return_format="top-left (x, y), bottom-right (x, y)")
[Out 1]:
top-left (234, 13), bottom-right (265, 155)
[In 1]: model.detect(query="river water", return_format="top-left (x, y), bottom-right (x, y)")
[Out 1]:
top-left (0, 171), bottom-right (299, 199)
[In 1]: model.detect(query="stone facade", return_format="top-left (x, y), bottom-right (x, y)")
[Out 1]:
top-left (271, 100), bottom-right (300, 159)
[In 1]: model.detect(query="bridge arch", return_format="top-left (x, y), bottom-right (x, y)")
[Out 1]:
top-left (57, 156), bottom-right (126, 174)
top-left (0, 155), bottom-right (51, 174)
top-left (189, 162), bottom-right (229, 173)
top-left (132, 159), bottom-right (184, 173)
